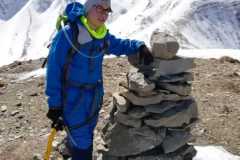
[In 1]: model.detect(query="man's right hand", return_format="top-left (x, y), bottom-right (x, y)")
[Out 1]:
top-left (46, 108), bottom-right (64, 131)
top-left (139, 45), bottom-right (154, 65)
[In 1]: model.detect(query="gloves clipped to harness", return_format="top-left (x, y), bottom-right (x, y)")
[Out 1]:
top-left (138, 45), bottom-right (154, 65)
top-left (46, 108), bottom-right (64, 131)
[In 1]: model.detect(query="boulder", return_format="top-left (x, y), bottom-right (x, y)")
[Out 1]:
top-left (144, 99), bottom-right (198, 128)
top-left (148, 57), bottom-right (194, 78)
top-left (104, 123), bottom-right (166, 157)
top-left (161, 130), bottom-right (191, 153)
top-left (127, 69), bottom-right (155, 93)
top-left (152, 72), bottom-right (193, 83)
top-left (156, 82), bottom-right (192, 96)
top-left (144, 100), bottom-right (184, 114)
top-left (121, 92), bottom-right (184, 106)
top-left (113, 93), bottom-right (130, 113)
top-left (128, 106), bottom-right (150, 119)
top-left (115, 111), bottom-right (142, 128)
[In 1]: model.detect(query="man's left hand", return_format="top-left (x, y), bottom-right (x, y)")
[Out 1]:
top-left (46, 108), bottom-right (64, 131)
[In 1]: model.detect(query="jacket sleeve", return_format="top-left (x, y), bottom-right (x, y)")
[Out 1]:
top-left (45, 26), bottom-right (72, 109)
top-left (107, 32), bottom-right (145, 56)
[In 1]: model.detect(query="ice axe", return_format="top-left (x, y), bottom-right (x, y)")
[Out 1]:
top-left (44, 127), bottom-right (57, 160)
top-left (44, 119), bottom-right (64, 160)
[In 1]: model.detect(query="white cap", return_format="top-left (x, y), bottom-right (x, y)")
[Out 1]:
top-left (84, 0), bottom-right (112, 13)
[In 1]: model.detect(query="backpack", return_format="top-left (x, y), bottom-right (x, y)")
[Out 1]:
top-left (42, 2), bottom-right (109, 68)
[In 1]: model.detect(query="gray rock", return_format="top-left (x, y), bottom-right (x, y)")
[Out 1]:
top-left (180, 145), bottom-right (197, 159)
top-left (17, 114), bottom-right (25, 119)
top-left (144, 99), bottom-right (198, 128)
top-left (156, 82), bottom-right (192, 96)
top-left (136, 90), bottom-right (159, 97)
top-left (1, 105), bottom-right (7, 112)
top-left (56, 137), bottom-right (71, 159)
top-left (120, 78), bottom-right (159, 98)
top-left (16, 92), bottom-right (24, 100)
top-left (155, 89), bottom-right (171, 95)
top-left (127, 70), bottom-right (155, 93)
top-left (15, 102), bottom-right (22, 107)
top-left (128, 106), bottom-right (150, 119)
top-left (10, 110), bottom-right (20, 116)
top-left (103, 102), bottom-right (118, 126)
top-left (161, 130), bottom-right (191, 153)
top-left (104, 123), bottom-right (166, 156)
top-left (167, 118), bottom-right (199, 132)
top-left (33, 153), bottom-right (42, 160)
top-left (149, 57), bottom-right (194, 78)
top-left (102, 154), bottom-right (127, 160)
top-left (113, 93), bottom-right (130, 113)
top-left (128, 155), bottom-right (182, 160)
top-left (114, 111), bottom-right (142, 128)
top-left (150, 31), bottom-right (179, 59)
top-left (152, 72), bottom-right (193, 84)
top-left (121, 92), bottom-right (184, 106)
top-left (0, 81), bottom-right (5, 88)
top-left (95, 135), bottom-right (108, 152)
top-left (144, 101), bottom-right (183, 114)
top-left (29, 92), bottom-right (38, 97)
top-left (14, 135), bottom-right (23, 139)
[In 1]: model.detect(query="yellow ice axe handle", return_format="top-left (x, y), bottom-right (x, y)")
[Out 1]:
top-left (44, 128), bottom-right (57, 160)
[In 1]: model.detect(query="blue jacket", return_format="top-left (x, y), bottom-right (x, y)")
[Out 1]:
top-left (46, 23), bottom-right (144, 133)
top-left (46, 24), bottom-right (144, 109)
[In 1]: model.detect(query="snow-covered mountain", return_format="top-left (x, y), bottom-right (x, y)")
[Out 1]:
top-left (110, 0), bottom-right (240, 49)
top-left (0, 0), bottom-right (29, 21)
top-left (1, 0), bottom-right (240, 66)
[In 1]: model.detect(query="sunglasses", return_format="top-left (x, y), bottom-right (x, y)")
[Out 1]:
top-left (94, 5), bottom-right (112, 15)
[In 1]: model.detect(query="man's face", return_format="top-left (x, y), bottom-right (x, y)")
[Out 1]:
top-left (87, 4), bottom-right (111, 29)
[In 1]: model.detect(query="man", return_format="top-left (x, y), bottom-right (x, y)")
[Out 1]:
top-left (45, 0), bottom-right (153, 159)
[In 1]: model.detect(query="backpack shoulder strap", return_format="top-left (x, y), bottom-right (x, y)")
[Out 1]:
top-left (63, 22), bottom-right (80, 84)
top-left (61, 22), bottom-right (81, 106)
top-left (102, 32), bottom-right (110, 55)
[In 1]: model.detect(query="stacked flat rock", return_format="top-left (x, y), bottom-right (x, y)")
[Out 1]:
top-left (98, 32), bottom-right (198, 160)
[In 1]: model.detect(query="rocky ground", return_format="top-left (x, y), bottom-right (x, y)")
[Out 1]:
top-left (0, 56), bottom-right (240, 160)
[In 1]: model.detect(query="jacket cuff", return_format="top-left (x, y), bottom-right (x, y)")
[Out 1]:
top-left (137, 42), bottom-right (145, 50)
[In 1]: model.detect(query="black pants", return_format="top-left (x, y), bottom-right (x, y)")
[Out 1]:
top-left (70, 145), bottom-right (93, 160)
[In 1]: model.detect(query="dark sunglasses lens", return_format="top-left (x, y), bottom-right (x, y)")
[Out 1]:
top-left (106, 8), bottom-right (112, 13)
top-left (96, 5), bottom-right (111, 13)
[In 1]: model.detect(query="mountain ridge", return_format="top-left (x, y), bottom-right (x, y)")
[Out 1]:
top-left (1, 0), bottom-right (240, 66)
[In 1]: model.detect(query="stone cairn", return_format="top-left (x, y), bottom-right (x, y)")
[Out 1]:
top-left (98, 31), bottom-right (198, 160)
